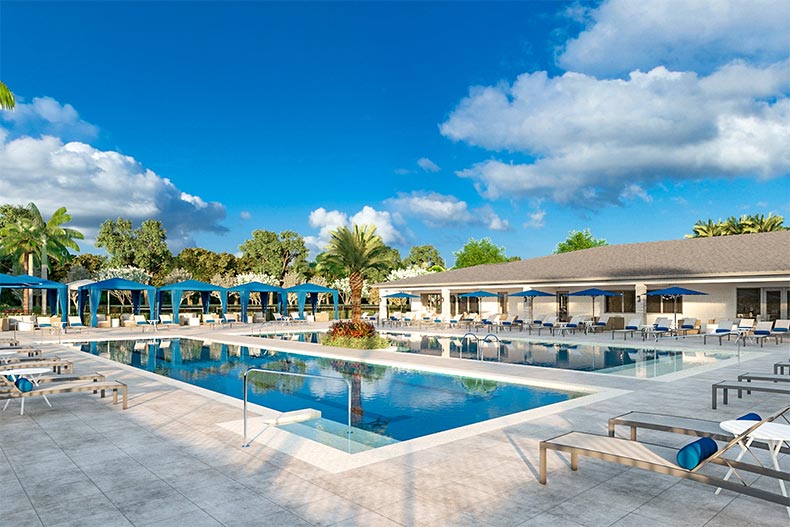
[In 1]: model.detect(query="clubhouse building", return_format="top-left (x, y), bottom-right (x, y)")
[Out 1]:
top-left (377, 231), bottom-right (790, 325)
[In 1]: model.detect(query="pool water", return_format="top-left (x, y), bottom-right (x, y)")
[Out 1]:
top-left (77, 338), bottom-right (581, 451)
top-left (255, 331), bottom-right (734, 378)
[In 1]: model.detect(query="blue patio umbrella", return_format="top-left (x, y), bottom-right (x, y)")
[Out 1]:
top-left (383, 292), bottom-right (419, 314)
top-left (567, 288), bottom-right (622, 320)
top-left (510, 289), bottom-right (553, 322)
top-left (458, 290), bottom-right (500, 317)
top-left (646, 287), bottom-right (707, 328)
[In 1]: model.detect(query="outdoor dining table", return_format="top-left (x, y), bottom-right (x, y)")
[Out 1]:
top-left (718, 419), bottom-right (790, 516)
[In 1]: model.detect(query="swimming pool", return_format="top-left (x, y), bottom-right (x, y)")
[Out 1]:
top-left (255, 331), bottom-right (734, 378)
top-left (77, 338), bottom-right (582, 452)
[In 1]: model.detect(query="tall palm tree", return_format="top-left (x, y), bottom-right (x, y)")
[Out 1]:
top-left (320, 225), bottom-right (391, 323)
top-left (0, 203), bottom-right (83, 311)
top-left (0, 81), bottom-right (14, 110)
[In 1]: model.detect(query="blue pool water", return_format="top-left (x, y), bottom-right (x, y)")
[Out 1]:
top-left (78, 339), bottom-right (581, 448)
top-left (256, 331), bottom-right (734, 378)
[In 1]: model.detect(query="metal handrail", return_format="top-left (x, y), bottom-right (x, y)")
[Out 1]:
top-left (242, 367), bottom-right (353, 452)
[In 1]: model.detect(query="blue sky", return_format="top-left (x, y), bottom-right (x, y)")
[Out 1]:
top-left (1, 1), bottom-right (788, 264)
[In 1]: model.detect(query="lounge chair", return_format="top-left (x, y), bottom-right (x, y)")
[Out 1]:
top-left (712, 380), bottom-right (790, 409)
top-left (747, 321), bottom-right (775, 347)
top-left (608, 410), bottom-right (790, 455)
top-left (0, 357), bottom-right (73, 374)
top-left (158, 314), bottom-right (176, 329)
top-left (612, 317), bottom-right (643, 340)
top-left (1, 371), bottom-right (106, 393)
top-left (771, 319), bottom-right (789, 342)
top-left (0, 338), bottom-right (19, 346)
top-left (644, 317), bottom-right (673, 339)
top-left (0, 348), bottom-right (42, 358)
top-left (590, 314), bottom-right (612, 333)
top-left (221, 313), bottom-right (238, 328)
top-left (0, 378), bottom-right (127, 415)
top-left (272, 313), bottom-right (290, 326)
top-left (554, 315), bottom-right (588, 336)
top-left (500, 315), bottom-right (524, 332)
top-left (65, 316), bottom-right (84, 333)
top-left (131, 314), bottom-right (153, 331)
top-left (775, 362), bottom-right (790, 375)
top-left (540, 408), bottom-right (790, 507)
top-left (34, 316), bottom-right (58, 335)
top-left (678, 317), bottom-right (698, 336)
top-left (478, 314), bottom-right (501, 332)
top-left (202, 313), bottom-right (219, 328)
top-left (537, 315), bottom-right (558, 335)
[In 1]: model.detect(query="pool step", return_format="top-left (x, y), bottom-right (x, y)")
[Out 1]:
top-left (279, 417), bottom-right (398, 453)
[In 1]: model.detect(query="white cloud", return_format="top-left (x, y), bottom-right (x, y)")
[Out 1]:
top-left (0, 129), bottom-right (227, 251)
top-left (444, 63), bottom-right (790, 206)
top-left (305, 205), bottom-right (404, 253)
top-left (384, 191), bottom-right (509, 231)
top-left (394, 168), bottom-right (412, 175)
top-left (620, 184), bottom-right (653, 203)
top-left (523, 209), bottom-right (546, 229)
top-left (417, 157), bottom-right (440, 173)
top-left (2, 97), bottom-right (99, 141)
top-left (240, 211), bottom-right (252, 220)
top-left (558, 0), bottom-right (790, 77)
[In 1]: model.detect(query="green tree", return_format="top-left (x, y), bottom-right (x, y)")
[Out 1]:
top-left (96, 218), bottom-right (172, 282)
top-left (319, 225), bottom-right (391, 323)
top-left (686, 213), bottom-right (786, 238)
top-left (0, 203), bottom-right (83, 310)
top-left (404, 244), bottom-right (445, 270)
top-left (238, 230), bottom-right (308, 286)
top-left (452, 237), bottom-right (508, 268)
top-left (0, 81), bottom-right (14, 110)
top-left (175, 248), bottom-right (237, 282)
top-left (554, 229), bottom-right (608, 254)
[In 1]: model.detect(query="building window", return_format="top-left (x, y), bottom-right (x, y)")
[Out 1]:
top-left (498, 292), bottom-right (508, 314)
top-left (605, 290), bottom-right (636, 313)
top-left (420, 293), bottom-right (442, 314)
top-left (646, 290), bottom-right (682, 313)
top-left (736, 288), bottom-right (760, 318)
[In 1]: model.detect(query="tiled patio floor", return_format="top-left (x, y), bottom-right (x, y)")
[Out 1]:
top-left (2, 325), bottom-right (788, 526)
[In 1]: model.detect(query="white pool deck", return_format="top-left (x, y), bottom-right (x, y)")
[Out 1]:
top-left (2, 321), bottom-right (789, 526)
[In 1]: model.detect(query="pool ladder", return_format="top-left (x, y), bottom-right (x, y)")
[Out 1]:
top-left (461, 333), bottom-right (500, 360)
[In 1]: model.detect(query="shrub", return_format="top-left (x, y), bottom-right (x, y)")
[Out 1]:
top-left (323, 334), bottom-right (391, 350)
top-left (328, 320), bottom-right (377, 339)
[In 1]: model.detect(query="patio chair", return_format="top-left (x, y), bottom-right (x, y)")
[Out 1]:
top-left (612, 317), bottom-right (643, 340)
top-left (202, 313), bottom-right (219, 328)
top-left (644, 317), bottom-right (673, 340)
top-left (500, 315), bottom-right (523, 332)
top-left (712, 380), bottom-right (790, 409)
top-left (0, 347), bottom-right (42, 357)
top-left (554, 315), bottom-right (589, 336)
top-left (0, 357), bottom-right (73, 374)
top-left (747, 321), bottom-right (774, 347)
top-left (1, 371), bottom-right (106, 393)
top-left (540, 408), bottom-right (790, 508)
top-left (221, 313), bottom-right (238, 328)
top-left (132, 314), bottom-right (153, 332)
top-left (703, 319), bottom-right (740, 344)
top-left (590, 314), bottom-right (612, 333)
top-left (536, 315), bottom-right (558, 336)
top-left (34, 316), bottom-right (58, 335)
top-left (0, 378), bottom-right (128, 415)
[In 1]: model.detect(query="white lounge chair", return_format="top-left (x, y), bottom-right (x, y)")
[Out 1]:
top-left (612, 317), bottom-right (643, 340)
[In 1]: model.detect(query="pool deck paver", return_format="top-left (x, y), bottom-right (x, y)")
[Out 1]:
top-left (1, 324), bottom-right (788, 526)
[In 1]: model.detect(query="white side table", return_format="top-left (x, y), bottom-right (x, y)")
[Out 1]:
top-left (719, 419), bottom-right (790, 515)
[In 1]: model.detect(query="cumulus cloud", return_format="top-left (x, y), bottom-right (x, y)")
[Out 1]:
top-left (558, 0), bottom-right (790, 77)
top-left (417, 157), bottom-right (440, 173)
top-left (0, 129), bottom-right (227, 251)
top-left (523, 209), bottom-right (546, 229)
top-left (2, 97), bottom-right (99, 141)
top-left (385, 191), bottom-right (509, 230)
top-left (240, 211), bottom-right (252, 220)
top-left (444, 63), bottom-right (790, 205)
top-left (305, 205), bottom-right (404, 253)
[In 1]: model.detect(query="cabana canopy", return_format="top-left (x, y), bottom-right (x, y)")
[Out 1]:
top-left (157, 279), bottom-right (227, 320)
top-left (285, 283), bottom-right (339, 320)
top-left (227, 282), bottom-right (285, 323)
top-left (78, 278), bottom-right (156, 327)
top-left (0, 274), bottom-right (69, 322)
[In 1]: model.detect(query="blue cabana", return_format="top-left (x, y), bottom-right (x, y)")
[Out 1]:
top-left (78, 278), bottom-right (156, 327)
top-left (0, 274), bottom-right (69, 322)
top-left (157, 279), bottom-right (227, 321)
top-left (227, 282), bottom-right (285, 323)
top-left (285, 283), bottom-right (339, 320)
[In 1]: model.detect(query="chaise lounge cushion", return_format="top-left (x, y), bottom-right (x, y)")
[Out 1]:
top-left (737, 412), bottom-right (761, 421)
top-left (14, 377), bottom-right (34, 393)
top-left (676, 437), bottom-right (718, 470)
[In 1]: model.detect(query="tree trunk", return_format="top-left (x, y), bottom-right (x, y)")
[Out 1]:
top-left (40, 236), bottom-right (48, 313)
top-left (349, 271), bottom-right (363, 323)
top-left (23, 253), bottom-right (32, 313)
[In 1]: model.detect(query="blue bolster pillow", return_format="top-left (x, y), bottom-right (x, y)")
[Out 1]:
top-left (737, 412), bottom-right (761, 421)
top-left (676, 437), bottom-right (718, 470)
top-left (15, 377), bottom-right (34, 393)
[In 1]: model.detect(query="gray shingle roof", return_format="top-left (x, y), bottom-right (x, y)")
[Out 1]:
top-left (379, 231), bottom-right (790, 288)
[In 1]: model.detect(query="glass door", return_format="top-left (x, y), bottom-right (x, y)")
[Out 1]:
top-left (764, 289), bottom-right (786, 320)
top-left (556, 291), bottom-right (568, 321)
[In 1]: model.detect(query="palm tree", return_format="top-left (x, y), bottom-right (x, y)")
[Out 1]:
top-left (747, 213), bottom-right (785, 232)
top-left (0, 81), bottom-right (14, 110)
top-left (686, 219), bottom-right (726, 238)
top-left (320, 225), bottom-right (391, 323)
top-left (0, 203), bottom-right (83, 312)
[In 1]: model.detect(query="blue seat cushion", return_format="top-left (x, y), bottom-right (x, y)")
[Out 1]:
top-left (715, 328), bottom-right (730, 333)
top-left (737, 412), bottom-right (761, 421)
top-left (15, 377), bottom-right (34, 393)
top-left (754, 330), bottom-right (770, 335)
top-left (676, 437), bottom-right (718, 470)
top-left (625, 325), bottom-right (638, 330)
